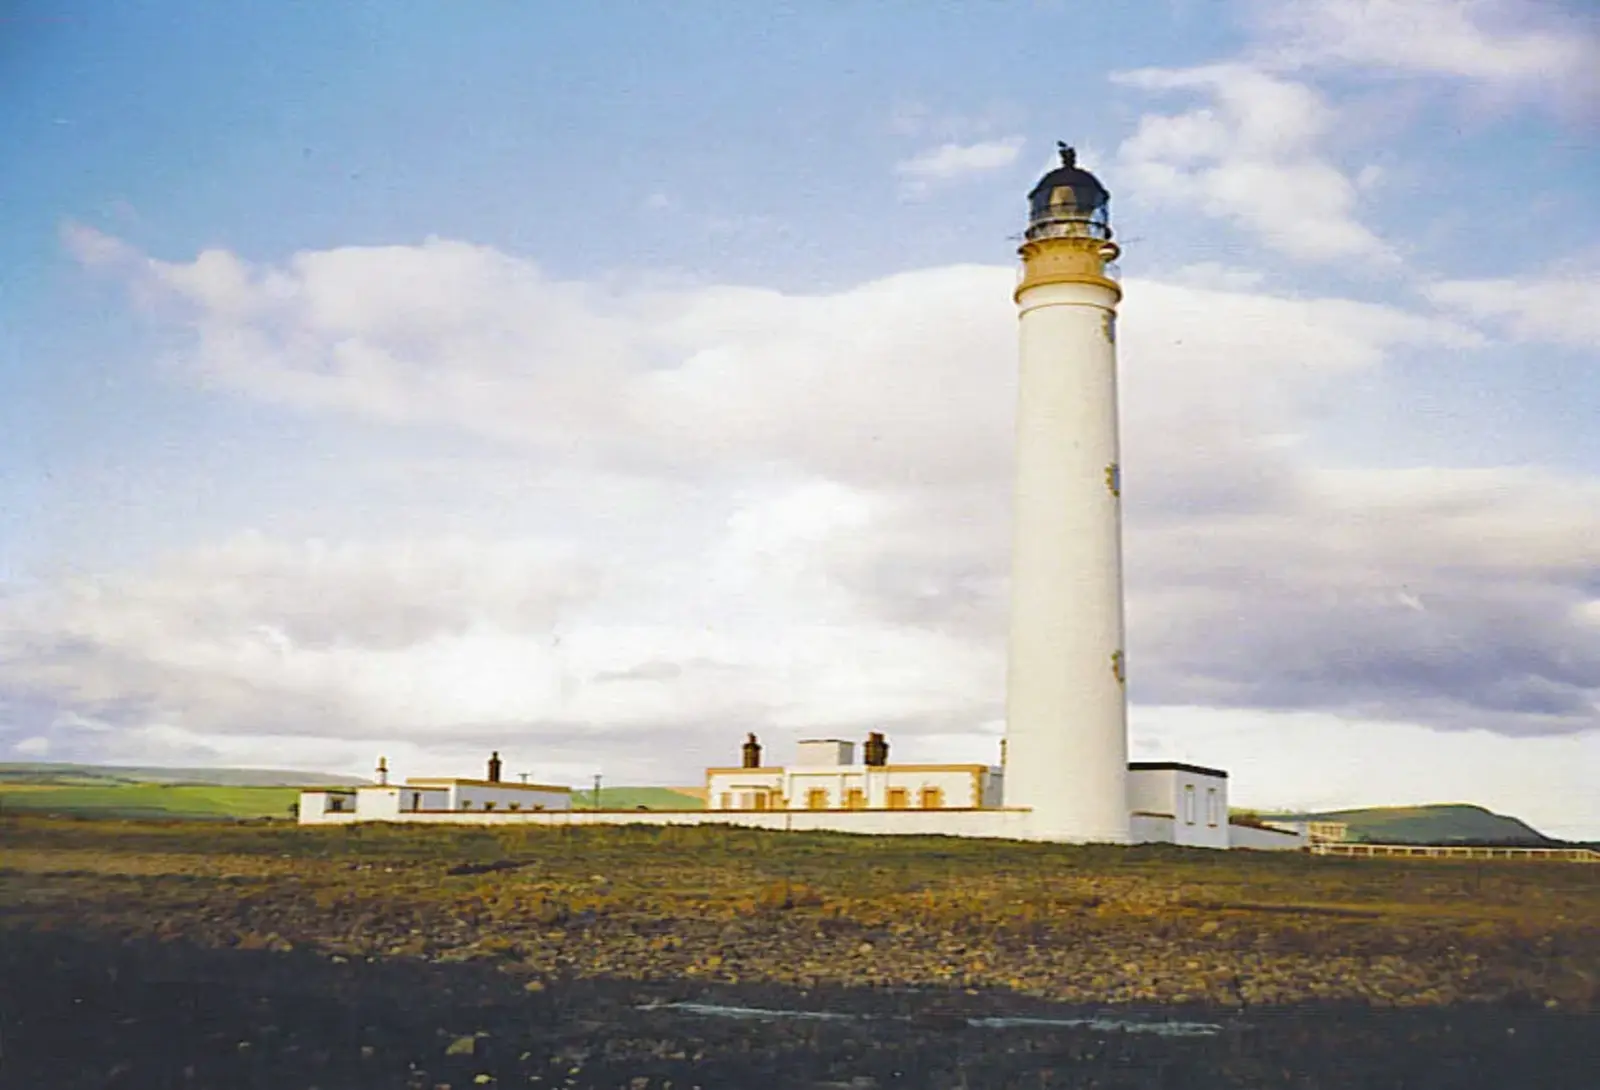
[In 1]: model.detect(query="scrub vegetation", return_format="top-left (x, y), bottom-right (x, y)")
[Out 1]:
top-left (4, 816), bottom-right (1594, 1010)
top-left (4, 816), bottom-right (1596, 1088)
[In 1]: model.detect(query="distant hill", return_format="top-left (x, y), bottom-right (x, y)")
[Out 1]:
top-left (0, 762), bottom-right (369, 788)
top-left (0, 766), bottom-right (707, 821)
top-left (574, 786), bottom-right (705, 811)
top-left (0, 784), bottom-right (303, 820)
top-left (1264, 804), bottom-right (1554, 845)
top-left (0, 763), bottom-right (365, 821)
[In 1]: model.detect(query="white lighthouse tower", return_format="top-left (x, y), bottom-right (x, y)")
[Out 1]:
top-left (1003, 144), bottom-right (1130, 843)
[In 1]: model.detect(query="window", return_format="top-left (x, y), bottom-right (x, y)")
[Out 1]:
top-left (806, 788), bottom-right (829, 810)
top-left (753, 793), bottom-right (769, 811)
top-left (328, 796), bottom-right (345, 813)
top-left (719, 792), bottom-right (732, 811)
top-left (918, 786), bottom-right (944, 810)
top-left (845, 787), bottom-right (866, 810)
top-left (886, 788), bottom-right (909, 810)
top-left (1183, 784), bottom-right (1196, 825)
top-left (1205, 788), bottom-right (1218, 827)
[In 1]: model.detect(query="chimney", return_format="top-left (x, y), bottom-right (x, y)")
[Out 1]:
top-left (863, 732), bottom-right (889, 767)
top-left (487, 751), bottom-right (502, 783)
top-left (376, 756), bottom-right (389, 786)
top-left (741, 733), bottom-right (762, 769)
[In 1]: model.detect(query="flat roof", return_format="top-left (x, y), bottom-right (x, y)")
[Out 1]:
top-left (405, 777), bottom-right (571, 793)
top-left (1127, 761), bottom-right (1229, 779)
top-left (708, 763), bottom-right (993, 776)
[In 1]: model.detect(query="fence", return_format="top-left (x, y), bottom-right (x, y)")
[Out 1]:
top-left (1310, 842), bottom-right (1600, 863)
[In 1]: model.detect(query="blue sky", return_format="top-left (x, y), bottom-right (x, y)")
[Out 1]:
top-left (2, 0), bottom-right (1599, 836)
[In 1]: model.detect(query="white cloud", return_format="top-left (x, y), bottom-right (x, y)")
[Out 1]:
top-left (1132, 705), bottom-right (1600, 841)
top-left (1113, 65), bottom-right (1395, 263)
top-left (1255, 0), bottom-right (1599, 96)
top-left (894, 137), bottom-right (1025, 193)
top-left (59, 221), bottom-right (137, 268)
top-left (12, 736), bottom-right (51, 757)
top-left (1424, 274), bottom-right (1600, 348)
top-left (32, 231), bottom-right (1598, 831)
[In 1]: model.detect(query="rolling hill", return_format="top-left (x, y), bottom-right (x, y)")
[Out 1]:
top-left (1263, 804), bottom-right (1554, 845)
top-left (0, 783), bottom-right (303, 820)
top-left (573, 786), bottom-right (706, 811)
top-left (0, 763), bottom-right (708, 820)
top-left (0, 762), bottom-right (368, 788)
top-left (0, 763), bottom-right (367, 821)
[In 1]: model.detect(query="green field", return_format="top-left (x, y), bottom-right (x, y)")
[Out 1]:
top-left (0, 764), bottom-right (1568, 842)
top-left (576, 786), bottom-right (705, 811)
top-left (0, 784), bottom-right (302, 820)
top-left (0, 762), bottom-right (365, 788)
top-left (0, 765), bottom-right (705, 820)
top-left (1262, 803), bottom-right (1551, 844)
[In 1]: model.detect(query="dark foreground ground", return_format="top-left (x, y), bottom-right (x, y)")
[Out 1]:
top-left (4, 929), bottom-right (1594, 1090)
top-left (2, 818), bottom-right (1596, 1088)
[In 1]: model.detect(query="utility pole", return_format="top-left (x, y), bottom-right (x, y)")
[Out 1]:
top-left (519, 772), bottom-right (529, 784)
top-left (593, 773), bottom-right (602, 810)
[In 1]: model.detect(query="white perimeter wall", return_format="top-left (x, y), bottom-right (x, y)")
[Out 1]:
top-left (300, 803), bottom-right (1301, 849)
top-left (1229, 823), bottom-right (1309, 851)
top-left (296, 806), bottom-right (1038, 840)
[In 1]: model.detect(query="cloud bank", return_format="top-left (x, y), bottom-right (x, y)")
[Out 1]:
top-left (9, 226), bottom-right (1596, 802)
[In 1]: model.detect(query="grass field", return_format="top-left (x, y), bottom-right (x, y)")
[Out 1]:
top-left (1264, 803), bottom-right (1552, 844)
top-left (0, 770), bottom-right (706, 820)
top-left (0, 783), bottom-right (301, 820)
top-left (3, 814), bottom-right (1595, 1010)
top-left (579, 786), bottom-right (705, 810)
top-left (3, 815), bottom-right (1594, 1088)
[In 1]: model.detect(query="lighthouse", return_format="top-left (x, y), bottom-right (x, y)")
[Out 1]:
top-left (1003, 144), bottom-right (1130, 843)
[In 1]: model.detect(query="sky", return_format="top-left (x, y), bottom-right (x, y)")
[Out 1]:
top-left (2, 0), bottom-right (1599, 838)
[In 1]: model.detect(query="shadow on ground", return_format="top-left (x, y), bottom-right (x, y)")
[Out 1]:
top-left (0, 926), bottom-right (1590, 1089)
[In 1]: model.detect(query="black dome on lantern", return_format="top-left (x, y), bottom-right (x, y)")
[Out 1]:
top-left (1027, 143), bottom-right (1111, 240)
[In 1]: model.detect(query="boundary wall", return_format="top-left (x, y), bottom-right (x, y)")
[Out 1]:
top-left (302, 806), bottom-right (1040, 840)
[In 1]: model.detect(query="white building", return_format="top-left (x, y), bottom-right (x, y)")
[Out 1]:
top-left (298, 753), bottom-right (570, 825)
top-left (1126, 762), bottom-right (1229, 849)
top-left (706, 734), bottom-right (1002, 813)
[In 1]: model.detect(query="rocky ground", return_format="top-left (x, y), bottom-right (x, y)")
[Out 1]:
top-left (1, 817), bottom-right (1595, 1088)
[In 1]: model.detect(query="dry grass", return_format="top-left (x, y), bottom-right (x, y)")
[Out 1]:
top-left (2, 815), bottom-right (1595, 1010)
